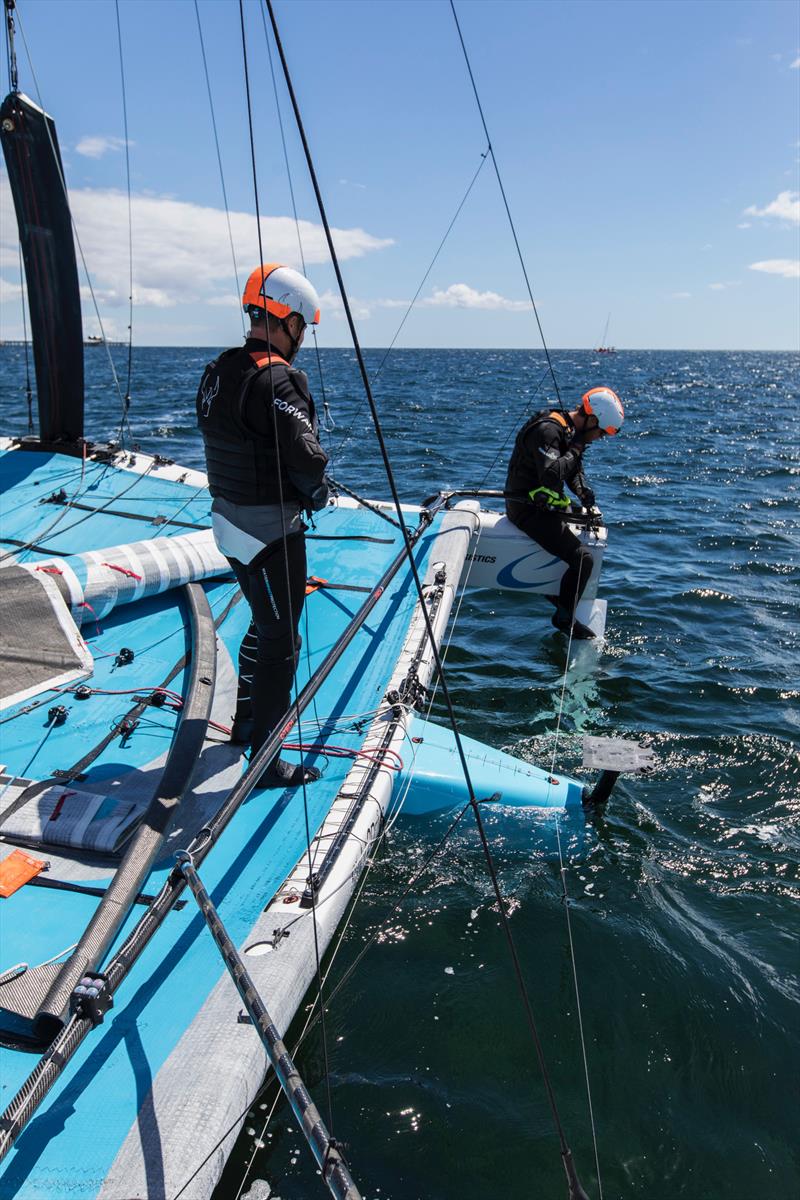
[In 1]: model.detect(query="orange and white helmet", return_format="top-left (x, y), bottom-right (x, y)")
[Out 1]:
top-left (581, 386), bottom-right (624, 435)
top-left (242, 263), bottom-right (321, 326)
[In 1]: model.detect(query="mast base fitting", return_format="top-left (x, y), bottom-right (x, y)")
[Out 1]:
top-left (70, 972), bottom-right (114, 1026)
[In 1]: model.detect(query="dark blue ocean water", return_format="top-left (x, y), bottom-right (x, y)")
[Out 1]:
top-left (1, 346), bottom-right (798, 1199)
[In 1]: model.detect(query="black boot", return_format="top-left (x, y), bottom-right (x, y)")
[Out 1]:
top-left (230, 715), bottom-right (253, 745)
top-left (256, 757), bottom-right (322, 789)
top-left (551, 607), bottom-right (595, 640)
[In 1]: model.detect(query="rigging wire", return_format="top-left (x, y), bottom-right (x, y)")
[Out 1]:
top-left (0, 441), bottom-right (89, 565)
top-left (0, 707), bottom-right (66, 806)
top-left (0, 458), bottom-right (155, 565)
top-left (193, 0), bottom-right (246, 339)
top-left (114, 0), bottom-right (134, 448)
top-left (258, 0), bottom-right (329, 737)
top-left (371, 149), bottom-right (489, 387)
top-left (329, 145), bottom-right (491, 464)
top-left (451, 6), bottom-right (603, 1189)
top-left (17, 242), bottom-right (33, 434)
top-left (12, 5), bottom-right (129, 432)
top-left (449, 0), bottom-right (563, 409)
top-left (265, 5), bottom-right (589, 1195)
top-left (467, 360), bottom-right (551, 493)
top-left (237, 0), bottom-right (335, 1140)
top-left (544, 593), bottom-right (604, 1196)
top-left (258, 0), bottom-right (333, 435)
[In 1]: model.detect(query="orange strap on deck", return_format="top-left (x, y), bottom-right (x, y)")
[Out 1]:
top-left (0, 848), bottom-right (47, 898)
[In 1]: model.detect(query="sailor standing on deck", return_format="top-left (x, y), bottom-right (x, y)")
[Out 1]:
top-left (504, 387), bottom-right (624, 640)
top-left (197, 264), bottom-right (328, 787)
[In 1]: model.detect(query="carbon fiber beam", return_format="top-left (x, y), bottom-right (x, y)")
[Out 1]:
top-left (34, 582), bottom-right (217, 1040)
top-left (177, 854), bottom-right (361, 1200)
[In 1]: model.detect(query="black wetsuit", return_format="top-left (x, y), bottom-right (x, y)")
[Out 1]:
top-left (504, 409), bottom-right (594, 619)
top-left (197, 339), bottom-right (328, 758)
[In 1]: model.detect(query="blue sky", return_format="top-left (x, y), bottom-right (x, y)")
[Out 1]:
top-left (1, 0), bottom-right (798, 349)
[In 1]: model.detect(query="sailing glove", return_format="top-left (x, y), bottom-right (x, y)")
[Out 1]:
top-left (579, 488), bottom-right (595, 509)
top-left (308, 478), bottom-right (330, 511)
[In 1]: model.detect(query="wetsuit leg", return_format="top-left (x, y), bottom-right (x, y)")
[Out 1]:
top-left (512, 509), bottom-right (594, 618)
top-left (231, 620), bottom-right (258, 737)
top-left (226, 531), bottom-right (308, 758)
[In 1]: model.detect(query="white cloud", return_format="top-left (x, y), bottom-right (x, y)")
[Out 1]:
top-left (75, 135), bottom-right (130, 159)
top-left (749, 259), bottom-right (800, 279)
top-left (419, 283), bottom-right (529, 311)
top-left (317, 289), bottom-right (373, 320)
top-left (744, 190), bottom-right (799, 224)
top-left (737, 221), bottom-right (751, 229)
top-left (0, 174), bottom-right (393, 316)
top-left (0, 275), bottom-right (23, 302)
top-left (791, 56), bottom-right (800, 69)
top-left (670, 291), bottom-right (692, 299)
top-left (709, 281), bottom-right (741, 291)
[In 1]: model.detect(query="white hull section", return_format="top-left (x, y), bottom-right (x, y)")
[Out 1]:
top-left (462, 508), bottom-right (608, 638)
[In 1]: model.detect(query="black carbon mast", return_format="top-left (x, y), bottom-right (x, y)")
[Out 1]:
top-left (1, 0), bottom-right (84, 443)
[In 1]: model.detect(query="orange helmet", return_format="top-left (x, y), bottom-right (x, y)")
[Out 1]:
top-left (242, 263), bottom-right (321, 326)
top-left (581, 386), bottom-right (624, 435)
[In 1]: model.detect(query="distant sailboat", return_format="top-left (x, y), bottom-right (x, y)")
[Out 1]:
top-left (594, 311), bottom-right (616, 354)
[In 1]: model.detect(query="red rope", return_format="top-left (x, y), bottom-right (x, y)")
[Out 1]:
top-left (101, 562), bottom-right (142, 581)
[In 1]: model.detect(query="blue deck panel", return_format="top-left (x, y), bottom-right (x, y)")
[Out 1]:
top-left (0, 448), bottom-right (447, 1199)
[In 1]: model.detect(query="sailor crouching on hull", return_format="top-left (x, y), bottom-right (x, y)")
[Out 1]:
top-left (197, 262), bottom-right (329, 787)
top-left (504, 387), bottom-right (624, 640)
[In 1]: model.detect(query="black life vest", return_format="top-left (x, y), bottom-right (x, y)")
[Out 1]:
top-left (196, 346), bottom-right (304, 506)
top-left (504, 409), bottom-right (573, 513)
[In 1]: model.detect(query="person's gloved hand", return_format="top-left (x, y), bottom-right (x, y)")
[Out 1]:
top-left (579, 487), bottom-right (596, 509)
top-left (308, 479), bottom-right (330, 511)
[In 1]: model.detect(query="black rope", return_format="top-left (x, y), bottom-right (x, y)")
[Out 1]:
top-left (449, 0), bottom-right (563, 409)
top-left (327, 475), bottom-right (401, 530)
top-left (114, 0), bottom-right (134, 448)
top-left (17, 241), bottom-right (33, 434)
top-left (193, 0), bottom-right (245, 338)
top-left (266, 5), bottom-right (589, 1195)
top-left (258, 0), bottom-right (329, 739)
top-left (259, 0), bottom-right (332, 435)
top-left (238, 0), bottom-right (336, 1139)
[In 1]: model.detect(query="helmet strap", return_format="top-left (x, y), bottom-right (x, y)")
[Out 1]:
top-left (280, 315), bottom-right (305, 363)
